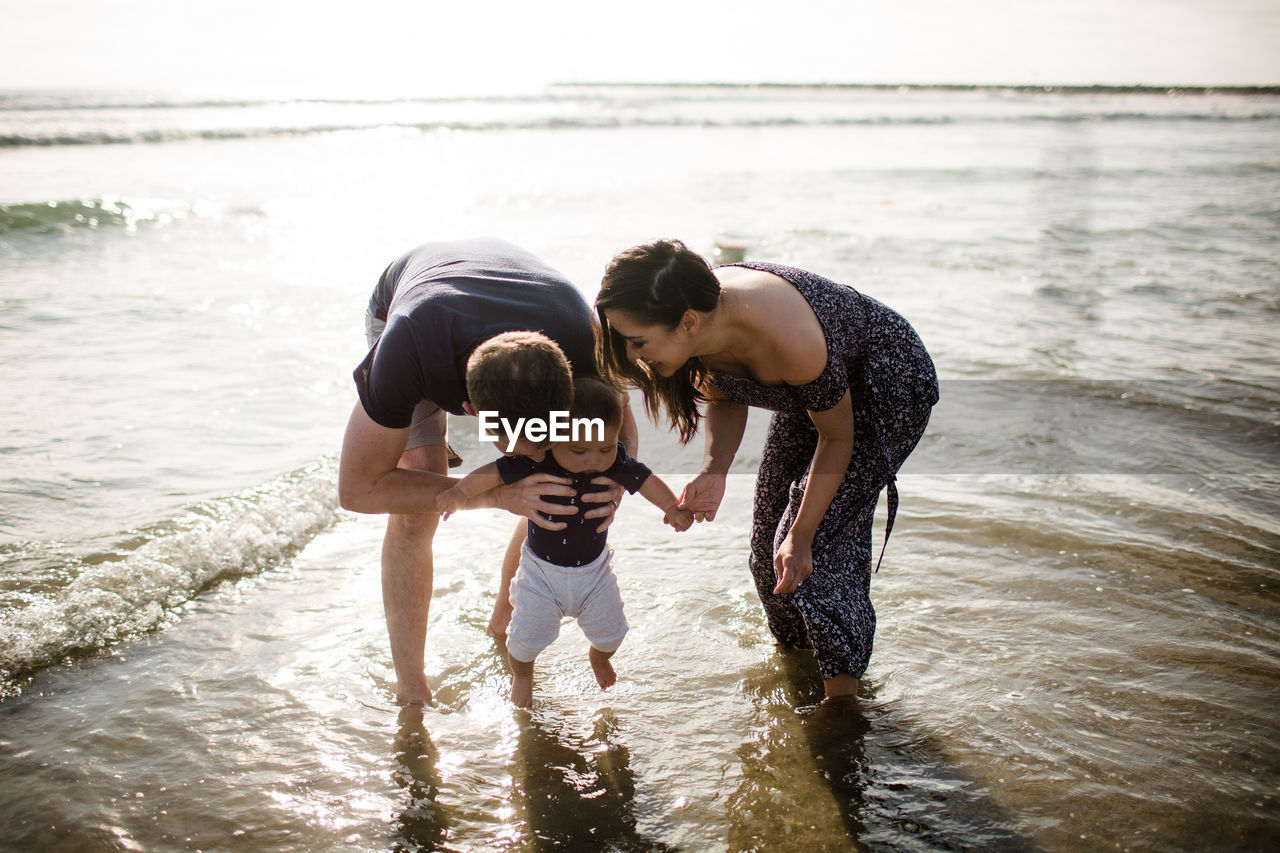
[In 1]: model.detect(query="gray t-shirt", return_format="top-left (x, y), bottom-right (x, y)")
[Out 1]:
top-left (354, 237), bottom-right (596, 427)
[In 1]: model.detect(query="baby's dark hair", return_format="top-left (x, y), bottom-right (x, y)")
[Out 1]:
top-left (569, 376), bottom-right (625, 430)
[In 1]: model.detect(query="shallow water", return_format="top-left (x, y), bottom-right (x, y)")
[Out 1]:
top-left (3, 463), bottom-right (1276, 850)
top-left (0, 486), bottom-right (1039, 851)
top-left (2, 85), bottom-right (1278, 850)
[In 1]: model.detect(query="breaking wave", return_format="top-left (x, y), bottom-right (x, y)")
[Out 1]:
top-left (0, 456), bottom-right (342, 697)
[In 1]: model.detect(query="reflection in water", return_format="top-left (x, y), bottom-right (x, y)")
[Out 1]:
top-left (729, 648), bottom-right (869, 851)
top-left (730, 648), bottom-right (1031, 852)
top-left (804, 697), bottom-right (873, 842)
top-left (393, 705), bottom-right (451, 850)
top-left (508, 709), bottom-right (673, 851)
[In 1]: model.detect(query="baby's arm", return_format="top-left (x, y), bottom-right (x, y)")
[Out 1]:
top-left (636, 473), bottom-right (695, 532)
top-left (437, 461), bottom-right (504, 515)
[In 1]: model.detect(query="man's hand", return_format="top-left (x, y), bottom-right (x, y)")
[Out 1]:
top-left (583, 479), bottom-right (625, 533)
top-left (495, 473), bottom-right (577, 530)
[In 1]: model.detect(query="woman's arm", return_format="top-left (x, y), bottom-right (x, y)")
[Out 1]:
top-left (680, 385), bottom-right (747, 523)
top-left (773, 389), bottom-right (855, 594)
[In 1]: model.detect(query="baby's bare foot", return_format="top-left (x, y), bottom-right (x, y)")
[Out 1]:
top-left (589, 647), bottom-right (616, 691)
top-left (510, 674), bottom-right (534, 708)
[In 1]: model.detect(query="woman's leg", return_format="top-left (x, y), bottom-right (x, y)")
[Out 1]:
top-left (789, 486), bottom-right (881, 694)
top-left (777, 394), bottom-right (933, 696)
top-left (775, 430), bottom-right (884, 693)
top-left (750, 412), bottom-right (818, 648)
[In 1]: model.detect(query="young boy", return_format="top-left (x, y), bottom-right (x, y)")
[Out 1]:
top-left (437, 377), bottom-right (693, 708)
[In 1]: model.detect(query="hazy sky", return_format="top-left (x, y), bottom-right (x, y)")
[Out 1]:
top-left (2, 0), bottom-right (1278, 95)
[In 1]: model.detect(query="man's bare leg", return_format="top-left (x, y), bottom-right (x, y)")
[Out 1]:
top-left (382, 444), bottom-right (448, 706)
top-left (486, 519), bottom-right (527, 638)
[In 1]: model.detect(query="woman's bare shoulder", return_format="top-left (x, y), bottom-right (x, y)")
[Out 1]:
top-left (719, 269), bottom-right (828, 385)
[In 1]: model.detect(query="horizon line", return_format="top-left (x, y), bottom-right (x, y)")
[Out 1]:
top-left (552, 81), bottom-right (1280, 95)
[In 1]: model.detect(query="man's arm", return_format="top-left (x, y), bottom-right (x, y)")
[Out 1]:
top-left (341, 402), bottom-right (581, 526)
top-left (338, 402), bottom-right (453, 514)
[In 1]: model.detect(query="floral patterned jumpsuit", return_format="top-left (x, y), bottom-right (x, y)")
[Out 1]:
top-left (706, 262), bottom-right (938, 680)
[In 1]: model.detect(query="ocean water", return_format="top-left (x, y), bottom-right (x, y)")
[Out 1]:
top-left (1, 84), bottom-right (1278, 851)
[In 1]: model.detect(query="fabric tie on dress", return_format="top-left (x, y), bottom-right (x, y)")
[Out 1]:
top-left (875, 476), bottom-right (898, 573)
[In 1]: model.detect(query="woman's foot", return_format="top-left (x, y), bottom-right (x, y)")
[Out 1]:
top-left (589, 646), bottom-right (616, 690)
top-left (822, 673), bottom-right (859, 700)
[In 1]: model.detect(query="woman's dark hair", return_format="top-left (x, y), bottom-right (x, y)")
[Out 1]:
top-left (594, 239), bottom-right (721, 444)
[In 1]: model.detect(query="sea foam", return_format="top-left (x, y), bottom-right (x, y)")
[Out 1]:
top-left (0, 456), bottom-right (342, 696)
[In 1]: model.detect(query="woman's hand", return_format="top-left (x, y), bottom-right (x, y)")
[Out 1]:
top-left (772, 530), bottom-right (814, 594)
top-left (771, 391), bottom-right (854, 594)
top-left (583, 479), bottom-right (625, 533)
top-left (679, 472), bottom-right (726, 523)
top-left (664, 504), bottom-right (695, 532)
top-left (495, 473), bottom-right (576, 530)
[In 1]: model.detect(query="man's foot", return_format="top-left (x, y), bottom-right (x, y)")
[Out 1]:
top-left (396, 692), bottom-right (434, 707)
top-left (510, 674), bottom-right (534, 708)
top-left (395, 678), bottom-right (434, 707)
top-left (589, 647), bottom-right (616, 691)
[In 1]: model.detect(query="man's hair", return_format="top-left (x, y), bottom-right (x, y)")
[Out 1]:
top-left (569, 376), bottom-right (625, 430)
top-left (465, 331), bottom-right (573, 422)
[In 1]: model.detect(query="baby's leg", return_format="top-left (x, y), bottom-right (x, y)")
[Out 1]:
top-left (505, 547), bottom-right (563, 708)
top-left (508, 653), bottom-right (536, 709)
top-left (588, 646), bottom-right (616, 690)
top-left (576, 550), bottom-right (627, 693)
